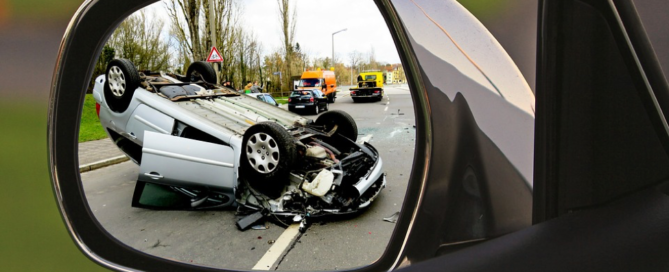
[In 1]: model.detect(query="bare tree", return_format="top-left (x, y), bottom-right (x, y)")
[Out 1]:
top-left (107, 11), bottom-right (171, 71)
top-left (165, 0), bottom-right (205, 62)
top-left (165, 0), bottom-right (267, 89)
top-left (263, 51), bottom-right (285, 94)
top-left (348, 50), bottom-right (363, 74)
top-left (367, 46), bottom-right (379, 71)
top-left (237, 31), bottom-right (262, 87)
top-left (212, 0), bottom-right (242, 84)
top-left (277, 0), bottom-right (297, 92)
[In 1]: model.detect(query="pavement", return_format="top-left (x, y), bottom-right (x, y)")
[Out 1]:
top-left (78, 138), bottom-right (128, 173)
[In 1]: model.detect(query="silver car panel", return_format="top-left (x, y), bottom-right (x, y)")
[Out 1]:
top-left (353, 156), bottom-right (384, 195)
top-left (138, 131), bottom-right (236, 191)
top-left (125, 104), bottom-right (174, 142)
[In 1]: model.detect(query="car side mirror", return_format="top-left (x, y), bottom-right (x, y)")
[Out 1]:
top-left (48, 0), bottom-right (535, 271)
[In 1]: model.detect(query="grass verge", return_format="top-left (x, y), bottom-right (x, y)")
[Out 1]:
top-left (274, 96), bottom-right (288, 105)
top-left (79, 94), bottom-right (107, 142)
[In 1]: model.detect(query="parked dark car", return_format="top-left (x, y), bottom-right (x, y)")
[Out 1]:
top-left (287, 89), bottom-right (329, 115)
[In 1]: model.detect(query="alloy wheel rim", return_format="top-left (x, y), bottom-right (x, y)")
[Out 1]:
top-left (108, 66), bottom-right (126, 97)
top-left (246, 132), bottom-right (280, 174)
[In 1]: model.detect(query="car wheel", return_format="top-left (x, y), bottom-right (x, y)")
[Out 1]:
top-left (104, 58), bottom-right (140, 113)
top-left (315, 110), bottom-right (358, 142)
top-left (186, 61), bottom-right (217, 83)
top-left (352, 98), bottom-right (358, 103)
top-left (240, 122), bottom-right (296, 195)
top-left (314, 104), bottom-right (320, 115)
top-left (324, 102), bottom-right (329, 111)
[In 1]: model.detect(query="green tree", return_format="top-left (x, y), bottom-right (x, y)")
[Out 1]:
top-left (88, 45), bottom-right (115, 92)
top-left (107, 11), bottom-right (171, 71)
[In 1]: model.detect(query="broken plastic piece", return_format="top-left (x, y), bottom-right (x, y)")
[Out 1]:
top-left (293, 215), bottom-right (303, 223)
top-left (236, 211), bottom-right (264, 231)
top-left (299, 220), bottom-right (308, 233)
top-left (302, 169), bottom-right (334, 197)
top-left (383, 212), bottom-right (400, 223)
top-left (251, 224), bottom-right (268, 230)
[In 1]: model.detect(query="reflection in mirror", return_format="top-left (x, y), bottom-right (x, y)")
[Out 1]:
top-left (79, 0), bottom-right (414, 270)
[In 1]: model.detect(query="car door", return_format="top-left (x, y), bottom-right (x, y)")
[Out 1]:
top-left (137, 131), bottom-right (237, 191)
top-left (125, 104), bottom-right (175, 143)
top-left (313, 90), bottom-right (327, 109)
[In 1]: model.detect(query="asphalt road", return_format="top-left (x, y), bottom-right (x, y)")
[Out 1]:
top-left (81, 85), bottom-right (416, 271)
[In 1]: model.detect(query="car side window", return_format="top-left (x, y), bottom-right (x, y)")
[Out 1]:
top-left (265, 95), bottom-right (278, 105)
top-left (256, 95), bottom-right (265, 102)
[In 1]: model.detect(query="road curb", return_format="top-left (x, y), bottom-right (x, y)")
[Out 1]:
top-left (79, 155), bottom-right (129, 173)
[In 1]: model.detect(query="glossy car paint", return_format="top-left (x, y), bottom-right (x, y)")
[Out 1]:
top-left (49, 0), bottom-right (536, 271)
top-left (392, 0), bottom-right (534, 263)
top-left (288, 90), bottom-right (328, 113)
top-left (398, 0), bottom-right (669, 271)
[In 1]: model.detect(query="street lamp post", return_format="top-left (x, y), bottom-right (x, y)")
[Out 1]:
top-left (332, 28), bottom-right (347, 69)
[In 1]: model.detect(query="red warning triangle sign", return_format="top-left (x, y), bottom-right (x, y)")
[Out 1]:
top-left (206, 46), bottom-right (223, 62)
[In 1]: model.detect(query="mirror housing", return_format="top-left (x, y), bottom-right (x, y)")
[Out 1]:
top-left (49, 0), bottom-right (535, 270)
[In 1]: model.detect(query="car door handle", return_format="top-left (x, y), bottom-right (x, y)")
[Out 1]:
top-left (144, 172), bottom-right (163, 180)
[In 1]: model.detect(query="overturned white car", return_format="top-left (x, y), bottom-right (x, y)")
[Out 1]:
top-left (92, 59), bottom-right (385, 230)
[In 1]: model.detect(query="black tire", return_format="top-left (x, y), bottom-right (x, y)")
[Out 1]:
top-left (104, 58), bottom-right (140, 113)
top-left (314, 104), bottom-right (320, 115)
top-left (323, 102), bottom-right (329, 112)
top-left (315, 110), bottom-right (358, 142)
top-left (240, 122), bottom-right (296, 195)
top-left (352, 97), bottom-right (359, 103)
top-left (186, 61), bottom-right (217, 83)
top-left (328, 93), bottom-right (336, 103)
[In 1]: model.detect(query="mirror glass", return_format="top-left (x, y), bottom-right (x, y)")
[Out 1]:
top-left (79, 0), bottom-right (414, 270)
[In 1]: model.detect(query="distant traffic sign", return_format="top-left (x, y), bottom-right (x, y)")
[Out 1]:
top-left (206, 47), bottom-right (223, 62)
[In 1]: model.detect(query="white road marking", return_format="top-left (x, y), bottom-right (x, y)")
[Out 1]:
top-left (358, 134), bottom-right (374, 144)
top-left (253, 224), bottom-right (301, 270)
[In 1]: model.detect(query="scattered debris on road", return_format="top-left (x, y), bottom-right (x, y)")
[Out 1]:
top-left (383, 212), bottom-right (399, 223)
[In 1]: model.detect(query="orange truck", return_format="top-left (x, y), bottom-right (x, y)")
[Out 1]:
top-left (295, 68), bottom-right (338, 102)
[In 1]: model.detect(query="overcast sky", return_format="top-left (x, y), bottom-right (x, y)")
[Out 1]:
top-left (145, 0), bottom-right (401, 65)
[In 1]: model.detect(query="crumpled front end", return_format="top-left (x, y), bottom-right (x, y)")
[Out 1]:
top-left (236, 139), bottom-right (386, 231)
